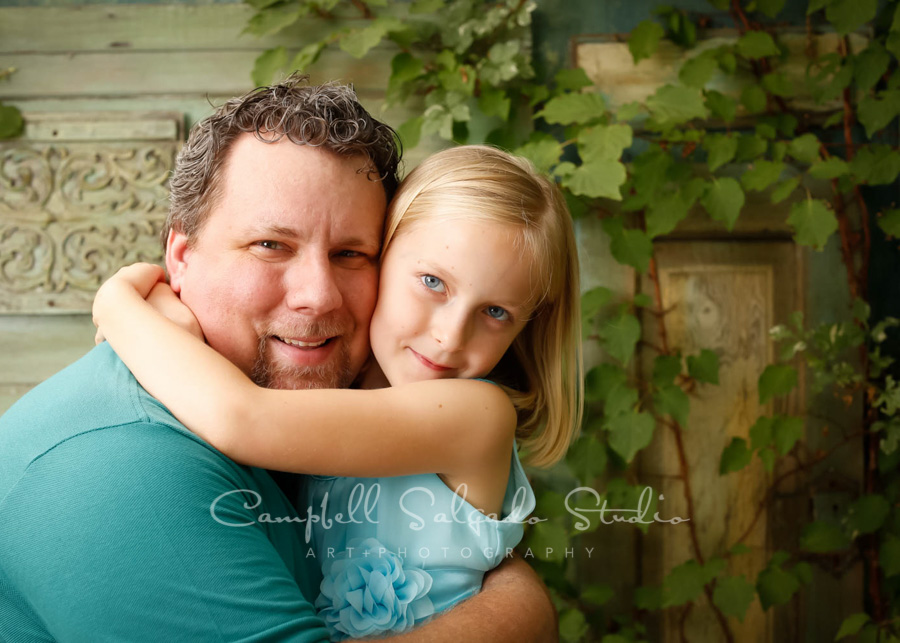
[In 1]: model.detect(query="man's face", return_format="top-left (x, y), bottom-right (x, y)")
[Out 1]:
top-left (166, 134), bottom-right (386, 389)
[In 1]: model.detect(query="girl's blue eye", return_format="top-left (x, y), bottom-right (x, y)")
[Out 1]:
top-left (486, 306), bottom-right (510, 321)
top-left (421, 275), bottom-right (445, 293)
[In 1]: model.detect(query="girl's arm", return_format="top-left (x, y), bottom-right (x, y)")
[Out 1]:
top-left (93, 264), bottom-right (516, 479)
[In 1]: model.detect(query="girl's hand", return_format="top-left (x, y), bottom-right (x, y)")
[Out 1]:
top-left (94, 263), bottom-right (202, 344)
top-left (145, 282), bottom-right (204, 341)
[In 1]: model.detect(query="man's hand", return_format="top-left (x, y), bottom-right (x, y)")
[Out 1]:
top-left (381, 554), bottom-right (558, 642)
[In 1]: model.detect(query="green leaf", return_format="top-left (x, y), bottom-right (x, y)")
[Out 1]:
top-left (606, 410), bottom-right (655, 462)
top-left (835, 614), bottom-right (870, 640)
top-left (559, 608), bottom-right (589, 643)
top-left (809, 157), bottom-right (850, 180)
top-left (686, 349), bottom-right (720, 385)
top-left (527, 520), bottom-right (570, 562)
top-left (706, 90), bottom-right (737, 123)
top-left (634, 585), bottom-right (663, 610)
top-left (647, 85), bottom-right (709, 125)
top-left (565, 160), bottom-right (627, 200)
top-left (602, 218), bottom-right (653, 273)
top-left (757, 0), bottom-right (786, 18)
top-left (705, 133), bottom-right (738, 172)
top-left (538, 92), bottom-right (606, 125)
top-left (741, 85), bottom-right (768, 114)
top-left (731, 543), bottom-right (752, 556)
top-left (854, 45), bottom-right (890, 92)
top-left (741, 160), bottom-right (785, 192)
top-left (654, 354), bottom-right (683, 387)
top-left (396, 116), bottom-right (423, 149)
top-left (758, 448), bottom-right (776, 472)
top-left (568, 434), bottom-right (608, 484)
top-left (749, 416), bottom-right (775, 450)
top-left (515, 134), bottom-right (563, 174)
top-left (655, 385), bottom-right (690, 426)
top-left (801, 521), bottom-right (851, 552)
top-left (788, 134), bottom-right (821, 164)
top-left (846, 494), bottom-right (890, 535)
top-left (646, 189), bottom-right (692, 238)
top-left (616, 101), bottom-right (643, 122)
top-left (720, 437), bottom-right (753, 474)
top-left (244, 5), bottom-right (304, 37)
top-left (629, 20), bottom-right (665, 63)
top-left (582, 285), bottom-right (612, 322)
top-left (773, 415), bottom-right (804, 455)
top-left (422, 104), bottom-right (454, 140)
top-left (478, 87), bottom-right (511, 120)
top-left (583, 584), bottom-right (615, 606)
top-left (826, 0), bottom-right (877, 35)
top-left (702, 177), bottom-right (745, 231)
top-left (251, 46), bottom-right (288, 87)
top-left (604, 382), bottom-right (640, 418)
top-left (736, 133), bottom-right (768, 161)
top-left (759, 364), bottom-right (798, 404)
top-left (858, 92), bottom-right (900, 138)
top-left (0, 103), bottom-right (24, 139)
top-left (757, 565), bottom-right (800, 609)
top-left (851, 144), bottom-right (900, 186)
top-left (771, 177), bottom-right (801, 204)
top-left (679, 53), bottom-right (718, 88)
top-left (555, 68), bottom-right (594, 92)
top-left (662, 559), bottom-right (721, 607)
top-left (584, 364), bottom-right (628, 402)
top-left (634, 293), bottom-right (653, 307)
top-left (763, 71), bottom-right (795, 97)
top-left (736, 31), bottom-right (780, 59)
top-left (390, 52), bottom-right (424, 84)
top-left (340, 19), bottom-right (395, 58)
top-left (879, 210), bottom-right (900, 238)
top-left (787, 198), bottom-right (838, 249)
top-left (713, 575), bottom-right (756, 621)
top-left (880, 534), bottom-right (900, 577)
top-left (807, 0), bottom-right (833, 13)
top-left (599, 312), bottom-right (642, 365)
top-left (578, 124), bottom-right (633, 163)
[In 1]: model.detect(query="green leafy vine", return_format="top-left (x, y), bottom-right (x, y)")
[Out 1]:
top-left (244, 0), bottom-right (900, 639)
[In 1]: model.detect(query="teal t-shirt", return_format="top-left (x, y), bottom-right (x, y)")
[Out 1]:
top-left (0, 343), bottom-right (329, 642)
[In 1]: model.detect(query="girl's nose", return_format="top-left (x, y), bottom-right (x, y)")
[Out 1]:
top-left (431, 309), bottom-right (470, 352)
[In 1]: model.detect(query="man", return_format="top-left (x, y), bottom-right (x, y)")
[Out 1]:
top-left (0, 76), bottom-right (555, 641)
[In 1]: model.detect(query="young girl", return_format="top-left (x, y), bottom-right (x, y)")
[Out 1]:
top-left (93, 145), bottom-right (583, 640)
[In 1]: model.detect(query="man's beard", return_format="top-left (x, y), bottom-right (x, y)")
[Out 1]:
top-left (249, 333), bottom-right (355, 390)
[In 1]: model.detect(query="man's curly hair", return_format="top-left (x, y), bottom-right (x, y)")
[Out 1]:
top-left (163, 73), bottom-right (402, 245)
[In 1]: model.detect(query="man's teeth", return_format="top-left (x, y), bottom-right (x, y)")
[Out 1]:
top-left (281, 337), bottom-right (327, 348)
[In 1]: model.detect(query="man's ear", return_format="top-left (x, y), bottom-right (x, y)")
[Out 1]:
top-left (165, 229), bottom-right (191, 294)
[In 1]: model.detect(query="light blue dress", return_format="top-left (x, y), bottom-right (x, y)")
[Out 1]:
top-left (302, 447), bottom-right (535, 640)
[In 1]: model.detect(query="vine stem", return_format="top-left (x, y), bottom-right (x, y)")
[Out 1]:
top-left (732, 430), bottom-right (865, 549)
top-left (350, 0), bottom-right (374, 19)
top-left (835, 33), bottom-right (883, 623)
top-left (648, 255), bottom-right (735, 642)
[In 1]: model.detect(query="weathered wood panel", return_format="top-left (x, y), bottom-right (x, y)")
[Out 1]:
top-left (639, 242), bottom-right (800, 641)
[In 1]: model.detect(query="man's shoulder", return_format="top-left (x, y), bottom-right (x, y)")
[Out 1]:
top-left (0, 343), bottom-right (193, 497)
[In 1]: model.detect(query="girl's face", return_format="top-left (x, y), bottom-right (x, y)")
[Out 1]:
top-left (369, 218), bottom-right (537, 387)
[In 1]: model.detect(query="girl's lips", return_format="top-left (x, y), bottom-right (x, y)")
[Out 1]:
top-left (410, 348), bottom-right (452, 371)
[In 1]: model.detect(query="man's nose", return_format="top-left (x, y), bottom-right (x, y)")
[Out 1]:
top-left (284, 253), bottom-right (343, 314)
top-left (431, 307), bottom-right (470, 352)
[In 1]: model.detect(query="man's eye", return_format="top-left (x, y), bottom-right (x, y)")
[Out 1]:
top-left (337, 250), bottom-right (362, 258)
top-left (256, 240), bottom-right (282, 250)
top-left (421, 275), bottom-right (446, 293)
top-left (485, 306), bottom-right (510, 322)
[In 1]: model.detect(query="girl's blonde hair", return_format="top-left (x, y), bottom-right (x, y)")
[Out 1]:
top-left (383, 145), bottom-right (584, 468)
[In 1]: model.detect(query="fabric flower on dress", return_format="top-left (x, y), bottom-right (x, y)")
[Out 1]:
top-left (316, 537), bottom-right (434, 640)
